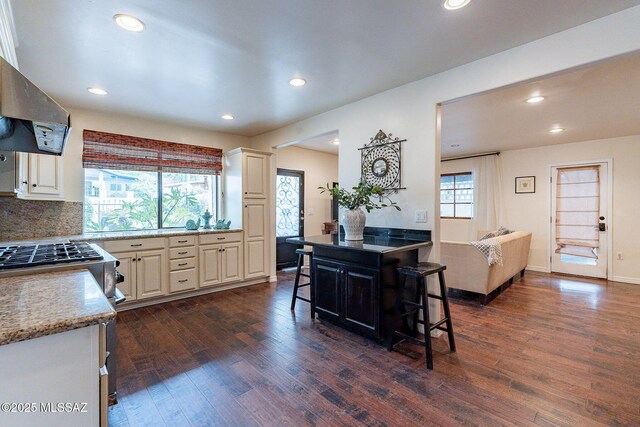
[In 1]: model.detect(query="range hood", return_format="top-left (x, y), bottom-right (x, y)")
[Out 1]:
top-left (0, 56), bottom-right (71, 156)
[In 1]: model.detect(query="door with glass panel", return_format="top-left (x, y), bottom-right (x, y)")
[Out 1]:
top-left (275, 169), bottom-right (304, 270)
top-left (551, 163), bottom-right (608, 278)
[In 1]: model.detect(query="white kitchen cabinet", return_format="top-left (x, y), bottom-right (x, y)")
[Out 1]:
top-left (136, 249), bottom-right (167, 299)
top-left (199, 242), bottom-right (243, 287)
top-left (199, 245), bottom-right (222, 287)
top-left (168, 237), bottom-right (198, 294)
top-left (110, 248), bottom-right (168, 301)
top-left (223, 148), bottom-right (272, 280)
top-left (244, 199), bottom-right (268, 279)
top-left (243, 152), bottom-right (268, 198)
top-left (16, 152), bottom-right (64, 200)
top-left (112, 251), bottom-right (136, 301)
top-left (221, 242), bottom-right (243, 282)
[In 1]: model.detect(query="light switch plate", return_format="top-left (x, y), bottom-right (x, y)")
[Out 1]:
top-left (415, 210), bottom-right (427, 223)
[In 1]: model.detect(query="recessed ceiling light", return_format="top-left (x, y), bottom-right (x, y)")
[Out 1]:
top-left (450, 144), bottom-right (460, 147)
top-left (549, 127), bottom-right (564, 134)
top-left (113, 14), bottom-right (145, 32)
top-left (289, 78), bottom-right (306, 87)
top-left (87, 87), bottom-right (108, 96)
top-left (221, 114), bottom-right (234, 120)
top-left (332, 139), bottom-right (340, 145)
top-left (525, 96), bottom-right (545, 104)
top-left (443, 0), bottom-right (471, 10)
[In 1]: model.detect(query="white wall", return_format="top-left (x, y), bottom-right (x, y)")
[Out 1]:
top-left (501, 134), bottom-right (640, 283)
top-left (275, 146), bottom-right (338, 237)
top-left (250, 6), bottom-right (640, 269)
top-left (62, 108), bottom-right (250, 201)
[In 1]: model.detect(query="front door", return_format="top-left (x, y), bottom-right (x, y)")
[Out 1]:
top-left (551, 162), bottom-right (608, 278)
top-left (275, 169), bottom-right (304, 270)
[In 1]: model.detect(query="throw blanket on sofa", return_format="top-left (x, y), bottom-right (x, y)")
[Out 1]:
top-left (470, 238), bottom-right (503, 266)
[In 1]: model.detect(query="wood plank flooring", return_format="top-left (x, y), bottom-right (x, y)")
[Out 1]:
top-left (109, 271), bottom-right (640, 426)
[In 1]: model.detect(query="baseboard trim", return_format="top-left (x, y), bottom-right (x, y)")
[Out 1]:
top-left (525, 265), bottom-right (550, 273)
top-left (611, 275), bottom-right (640, 285)
top-left (117, 276), bottom-right (270, 311)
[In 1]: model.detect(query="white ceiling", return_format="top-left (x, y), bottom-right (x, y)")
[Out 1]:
top-left (441, 53), bottom-right (640, 158)
top-left (11, 0), bottom-right (640, 136)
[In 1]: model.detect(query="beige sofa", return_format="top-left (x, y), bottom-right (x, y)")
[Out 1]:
top-left (441, 231), bottom-right (532, 304)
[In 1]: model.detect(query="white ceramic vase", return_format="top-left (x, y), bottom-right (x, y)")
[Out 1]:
top-left (342, 207), bottom-right (366, 241)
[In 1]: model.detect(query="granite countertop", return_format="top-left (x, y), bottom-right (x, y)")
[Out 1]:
top-left (0, 269), bottom-right (116, 346)
top-left (0, 228), bottom-right (243, 246)
top-left (287, 234), bottom-right (433, 254)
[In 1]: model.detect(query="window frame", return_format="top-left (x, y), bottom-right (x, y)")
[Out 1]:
top-left (83, 168), bottom-right (218, 232)
top-left (440, 171), bottom-right (474, 220)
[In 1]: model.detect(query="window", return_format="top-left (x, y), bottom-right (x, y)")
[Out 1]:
top-left (440, 172), bottom-right (473, 218)
top-left (84, 168), bottom-right (216, 232)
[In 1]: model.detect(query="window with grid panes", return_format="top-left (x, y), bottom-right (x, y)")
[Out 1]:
top-left (440, 172), bottom-right (473, 218)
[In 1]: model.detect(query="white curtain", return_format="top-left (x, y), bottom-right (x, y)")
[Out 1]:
top-left (470, 155), bottom-right (507, 240)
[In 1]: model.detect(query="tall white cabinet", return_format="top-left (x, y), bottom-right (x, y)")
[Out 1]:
top-left (223, 148), bottom-right (272, 280)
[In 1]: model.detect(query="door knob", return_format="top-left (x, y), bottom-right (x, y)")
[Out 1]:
top-left (599, 216), bottom-right (605, 221)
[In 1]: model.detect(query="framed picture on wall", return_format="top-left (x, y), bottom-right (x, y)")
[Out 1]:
top-left (515, 176), bottom-right (535, 194)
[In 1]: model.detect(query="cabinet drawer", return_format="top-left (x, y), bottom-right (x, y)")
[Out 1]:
top-left (169, 246), bottom-right (196, 259)
top-left (104, 237), bottom-right (165, 253)
top-left (169, 268), bottom-right (198, 293)
top-left (170, 257), bottom-right (196, 271)
top-left (199, 232), bottom-right (242, 245)
top-left (169, 235), bottom-right (196, 247)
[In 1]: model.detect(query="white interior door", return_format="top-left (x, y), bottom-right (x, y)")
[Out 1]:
top-left (551, 162), bottom-right (608, 278)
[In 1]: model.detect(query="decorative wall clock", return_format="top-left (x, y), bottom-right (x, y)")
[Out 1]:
top-left (359, 129), bottom-right (405, 194)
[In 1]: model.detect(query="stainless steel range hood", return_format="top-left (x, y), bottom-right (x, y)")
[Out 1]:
top-left (0, 56), bottom-right (71, 156)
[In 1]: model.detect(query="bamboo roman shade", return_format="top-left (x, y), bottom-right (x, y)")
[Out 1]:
top-left (555, 165), bottom-right (600, 259)
top-left (82, 130), bottom-right (223, 175)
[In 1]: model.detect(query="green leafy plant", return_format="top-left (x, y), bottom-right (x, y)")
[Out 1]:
top-left (318, 181), bottom-right (401, 213)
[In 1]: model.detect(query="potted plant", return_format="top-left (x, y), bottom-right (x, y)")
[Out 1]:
top-left (319, 181), bottom-right (401, 241)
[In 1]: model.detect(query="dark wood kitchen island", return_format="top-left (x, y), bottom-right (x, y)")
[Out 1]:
top-left (287, 227), bottom-right (432, 343)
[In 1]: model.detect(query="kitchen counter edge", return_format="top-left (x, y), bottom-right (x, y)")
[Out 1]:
top-left (0, 269), bottom-right (116, 346)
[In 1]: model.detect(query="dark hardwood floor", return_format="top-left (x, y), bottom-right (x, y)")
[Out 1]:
top-left (109, 270), bottom-right (640, 426)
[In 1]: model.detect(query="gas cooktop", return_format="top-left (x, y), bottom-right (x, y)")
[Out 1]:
top-left (0, 242), bottom-right (104, 271)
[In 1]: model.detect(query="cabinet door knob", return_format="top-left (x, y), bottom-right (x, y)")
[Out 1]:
top-left (21, 181), bottom-right (28, 185)
top-left (137, 258), bottom-right (141, 261)
top-left (32, 183), bottom-right (37, 187)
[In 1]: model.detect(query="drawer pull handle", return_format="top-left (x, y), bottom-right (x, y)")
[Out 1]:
top-left (178, 279), bottom-right (188, 283)
top-left (178, 262), bottom-right (188, 266)
top-left (178, 251), bottom-right (188, 255)
top-left (130, 244), bottom-right (142, 247)
top-left (217, 237), bottom-right (225, 240)
top-left (178, 240), bottom-right (188, 243)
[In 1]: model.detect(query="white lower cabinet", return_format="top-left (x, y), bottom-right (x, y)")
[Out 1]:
top-left (111, 248), bottom-right (168, 301)
top-left (199, 242), bottom-right (243, 288)
top-left (104, 232), bottom-right (251, 307)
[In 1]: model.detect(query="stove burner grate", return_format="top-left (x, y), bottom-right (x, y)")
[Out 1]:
top-left (0, 242), bottom-right (104, 270)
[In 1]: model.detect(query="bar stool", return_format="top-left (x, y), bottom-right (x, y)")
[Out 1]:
top-left (290, 248), bottom-right (315, 319)
top-left (388, 262), bottom-right (456, 369)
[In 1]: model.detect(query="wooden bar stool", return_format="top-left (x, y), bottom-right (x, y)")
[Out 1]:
top-left (388, 262), bottom-right (456, 369)
top-left (291, 248), bottom-right (315, 319)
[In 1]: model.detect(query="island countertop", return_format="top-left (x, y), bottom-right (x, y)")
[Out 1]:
top-left (287, 234), bottom-right (432, 254)
top-left (0, 269), bottom-right (116, 346)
